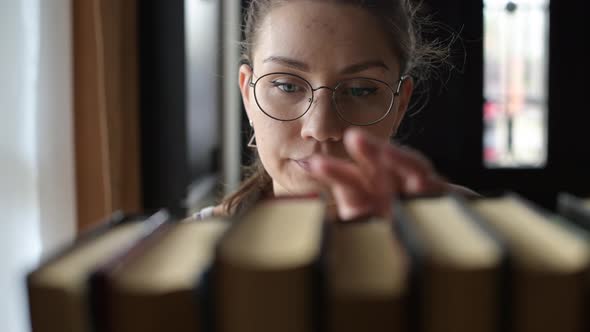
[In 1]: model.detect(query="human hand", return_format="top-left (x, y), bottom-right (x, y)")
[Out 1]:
top-left (308, 127), bottom-right (462, 221)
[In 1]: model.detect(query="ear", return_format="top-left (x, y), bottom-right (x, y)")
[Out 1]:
top-left (239, 64), bottom-right (254, 123)
top-left (390, 76), bottom-right (414, 136)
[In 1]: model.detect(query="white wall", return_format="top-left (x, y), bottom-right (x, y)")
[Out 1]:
top-left (221, 0), bottom-right (242, 194)
top-left (0, 0), bottom-right (75, 331)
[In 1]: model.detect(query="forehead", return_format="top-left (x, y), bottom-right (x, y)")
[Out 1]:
top-left (253, 1), bottom-right (399, 74)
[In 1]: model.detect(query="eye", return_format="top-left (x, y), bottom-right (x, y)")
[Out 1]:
top-left (271, 80), bottom-right (301, 93)
top-left (348, 87), bottom-right (379, 97)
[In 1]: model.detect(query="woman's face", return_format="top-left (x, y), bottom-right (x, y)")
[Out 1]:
top-left (239, 1), bottom-right (413, 196)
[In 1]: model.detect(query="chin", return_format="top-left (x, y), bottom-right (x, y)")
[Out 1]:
top-left (276, 177), bottom-right (325, 196)
top-left (295, 178), bottom-right (327, 195)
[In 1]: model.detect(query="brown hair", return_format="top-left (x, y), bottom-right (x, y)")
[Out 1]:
top-left (220, 0), bottom-right (451, 215)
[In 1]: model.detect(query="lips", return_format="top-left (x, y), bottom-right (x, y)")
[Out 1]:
top-left (294, 159), bottom-right (312, 172)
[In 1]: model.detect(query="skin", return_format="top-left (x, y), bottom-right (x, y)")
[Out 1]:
top-left (237, 1), bottom-right (466, 221)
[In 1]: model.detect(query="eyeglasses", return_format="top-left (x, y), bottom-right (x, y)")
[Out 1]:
top-left (249, 72), bottom-right (407, 126)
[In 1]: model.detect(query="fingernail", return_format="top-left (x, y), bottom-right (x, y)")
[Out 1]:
top-left (349, 130), bottom-right (376, 156)
top-left (344, 129), bottom-right (360, 147)
top-left (380, 148), bottom-right (394, 168)
top-left (407, 176), bottom-right (421, 192)
top-left (308, 156), bottom-right (322, 172)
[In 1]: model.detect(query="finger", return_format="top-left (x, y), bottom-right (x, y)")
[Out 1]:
top-left (382, 144), bottom-right (447, 194)
top-left (308, 155), bottom-right (369, 200)
top-left (344, 128), bottom-right (404, 195)
top-left (342, 132), bottom-right (434, 194)
top-left (308, 154), bottom-right (363, 182)
top-left (343, 128), bottom-right (381, 178)
top-left (384, 144), bottom-right (433, 176)
top-left (341, 127), bottom-right (438, 194)
top-left (309, 155), bottom-right (372, 219)
top-left (309, 155), bottom-right (392, 220)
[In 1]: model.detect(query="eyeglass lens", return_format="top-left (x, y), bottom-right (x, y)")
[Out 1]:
top-left (253, 73), bottom-right (394, 125)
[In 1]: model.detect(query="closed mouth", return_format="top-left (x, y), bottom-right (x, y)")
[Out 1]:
top-left (294, 159), bottom-right (311, 171)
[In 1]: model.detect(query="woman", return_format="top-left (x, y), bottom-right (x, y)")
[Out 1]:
top-left (197, 0), bottom-right (475, 222)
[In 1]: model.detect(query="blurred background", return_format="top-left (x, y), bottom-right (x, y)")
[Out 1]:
top-left (1, 0), bottom-right (589, 331)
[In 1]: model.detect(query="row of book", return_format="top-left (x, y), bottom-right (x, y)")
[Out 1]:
top-left (27, 192), bottom-right (590, 332)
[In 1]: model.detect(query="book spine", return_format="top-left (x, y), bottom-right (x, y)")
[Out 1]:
top-left (313, 222), bottom-right (328, 332)
top-left (87, 210), bottom-right (173, 332)
top-left (453, 195), bottom-right (512, 332)
top-left (196, 264), bottom-right (215, 332)
top-left (558, 192), bottom-right (590, 231)
top-left (393, 200), bottom-right (424, 332)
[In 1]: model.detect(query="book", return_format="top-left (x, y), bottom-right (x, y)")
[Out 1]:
top-left (26, 211), bottom-right (170, 332)
top-left (324, 217), bottom-right (408, 332)
top-left (395, 195), bottom-right (505, 332)
top-left (468, 194), bottom-right (590, 332)
top-left (27, 193), bottom-right (590, 332)
top-left (557, 192), bottom-right (590, 230)
top-left (90, 218), bottom-right (229, 332)
top-left (213, 196), bottom-right (326, 332)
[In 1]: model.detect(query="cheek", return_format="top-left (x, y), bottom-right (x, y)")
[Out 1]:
top-left (254, 120), bottom-right (301, 170)
top-left (373, 106), bottom-right (405, 138)
top-left (256, 127), bottom-right (281, 168)
top-left (365, 118), bottom-right (398, 140)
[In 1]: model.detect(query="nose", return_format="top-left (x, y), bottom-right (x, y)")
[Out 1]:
top-left (300, 88), bottom-right (345, 142)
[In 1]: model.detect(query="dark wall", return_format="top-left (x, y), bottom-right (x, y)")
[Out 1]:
top-left (139, 0), bottom-right (188, 216)
top-left (398, 0), bottom-right (483, 188)
top-left (407, 0), bottom-right (590, 210)
top-left (546, 0), bottom-right (590, 197)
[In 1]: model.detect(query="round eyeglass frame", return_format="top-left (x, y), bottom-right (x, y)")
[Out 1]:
top-left (249, 72), bottom-right (409, 126)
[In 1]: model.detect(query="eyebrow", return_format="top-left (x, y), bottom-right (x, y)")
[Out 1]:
top-left (263, 56), bottom-right (310, 71)
top-left (262, 56), bottom-right (390, 74)
top-left (341, 60), bottom-right (390, 74)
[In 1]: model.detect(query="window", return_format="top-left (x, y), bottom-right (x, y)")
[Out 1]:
top-left (483, 0), bottom-right (550, 168)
